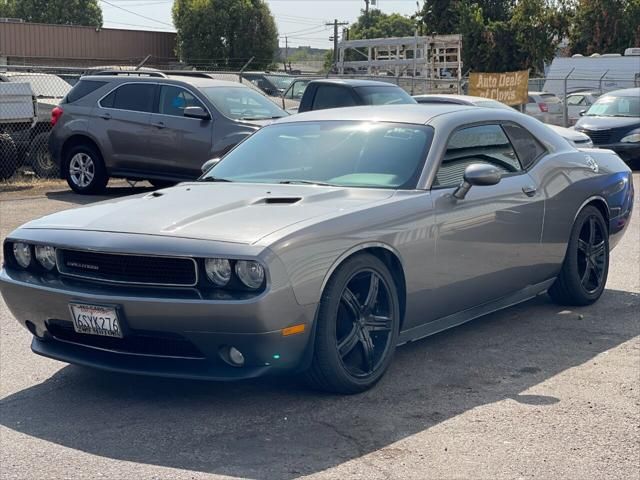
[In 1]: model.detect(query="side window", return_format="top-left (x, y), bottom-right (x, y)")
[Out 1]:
top-left (312, 86), bottom-right (357, 110)
top-left (435, 124), bottom-right (522, 188)
top-left (502, 123), bottom-right (547, 169)
top-left (65, 80), bottom-right (106, 103)
top-left (100, 84), bottom-right (155, 113)
top-left (158, 85), bottom-right (205, 117)
top-left (567, 95), bottom-right (585, 106)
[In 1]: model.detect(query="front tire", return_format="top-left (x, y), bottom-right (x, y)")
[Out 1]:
top-left (63, 144), bottom-right (108, 194)
top-left (306, 254), bottom-right (400, 394)
top-left (0, 134), bottom-right (18, 180)
top-left (549, 205), bottom-right (609, 306)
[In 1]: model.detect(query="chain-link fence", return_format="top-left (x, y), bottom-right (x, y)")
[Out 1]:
top-left (1, 63), bottom-right (638, 184)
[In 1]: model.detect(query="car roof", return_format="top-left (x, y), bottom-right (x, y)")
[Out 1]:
top-left (274, 104), bottom-right (477, 125)
top-left (82, 74), bottom-right (249, 89)
top-left (602, 87), bottom-right (640, 97)
top-left (414, 94), bottom-right (497, 105)
top-left (309, 78), bottom-right (402, 88)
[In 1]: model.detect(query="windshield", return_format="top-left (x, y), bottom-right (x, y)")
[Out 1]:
top-left (355, 86), bottom-right (416, 105)
top-left (7, 74), bottom-right (70, 98)
top-left (585, 94), bottom-right (640, 117)
top-left (265, 75), bottom-right (294, 91)
top-left (201, 121), bottom-right (433, 189)
top-left (201, 86), bottom-right (287, 120)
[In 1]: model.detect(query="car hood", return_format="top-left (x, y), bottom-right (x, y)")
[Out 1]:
top-left (575, 116), bottom-right (640, 131)
top-left (23, 183), bottom-right (394, 245)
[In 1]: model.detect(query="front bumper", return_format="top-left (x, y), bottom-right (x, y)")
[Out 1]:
top-left (0, 268), bottom-right (317, 380)
top-left (596, 142), bottom-right (640, 162)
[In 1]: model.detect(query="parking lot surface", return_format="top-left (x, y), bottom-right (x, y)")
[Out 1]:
top-left (1, 177), bottom-right (639, 480)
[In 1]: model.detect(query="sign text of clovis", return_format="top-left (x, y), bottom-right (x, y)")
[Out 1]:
top-left (468, 70), bottom-right (529, 106)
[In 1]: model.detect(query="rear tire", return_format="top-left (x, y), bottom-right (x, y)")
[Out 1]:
top-left (0, 134), bottom-right (18, 180)
top-left (29, 132), bottom-right (59, 178)
top-left (549, 205), bottom-right (609, 306)
top-left (63, 143), bottom-right (108, 194)
top-left (305, 253), bottom-right (400, 394)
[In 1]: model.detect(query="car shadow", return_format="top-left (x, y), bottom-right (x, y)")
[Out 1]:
top-left (1, 289), bottom-right (638, 479)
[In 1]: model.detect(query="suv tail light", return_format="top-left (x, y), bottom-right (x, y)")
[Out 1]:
top-left (51, 106), bottom-right (63, 126)
top-left (538, 102), bottom-right (548, 113)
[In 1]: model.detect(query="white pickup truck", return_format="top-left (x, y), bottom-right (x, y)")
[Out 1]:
top-left (0, 82), bottom-right (37, 180)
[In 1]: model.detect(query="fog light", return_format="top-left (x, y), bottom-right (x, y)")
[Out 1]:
top-left (228, 347), bottom-right (245, 367)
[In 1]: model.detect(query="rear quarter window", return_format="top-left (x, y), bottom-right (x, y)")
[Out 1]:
top-left (65, 80), bottom-right (107, 104)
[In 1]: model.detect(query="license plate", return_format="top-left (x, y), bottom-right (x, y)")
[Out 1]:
top-left (69, 303), bottom-right (123, 338)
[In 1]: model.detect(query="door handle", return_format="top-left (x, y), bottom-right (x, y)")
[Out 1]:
top-left (99, 113), bottom-right (111, 120)
top-left (522, 185), bottom-right (537, 197)
top-left (151, 121), bottom-right (165, 129)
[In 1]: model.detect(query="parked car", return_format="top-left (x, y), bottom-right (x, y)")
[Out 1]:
top-left (1, 105), bottom-right (633, 393)
top-left (0, 72), bottom-right (71, 177)
top-left (280, 77), bottom-right (319, 112)
top-left (296, 79), bottom-right (416, 113)
top-left (574, 88), bottom-right (640, 162)
top-left (0, 81), bottom-right (38, 180)
top-left (413, 94), bottom-right (593, 147)
top-left (525, 91), bottom-right (564, 125)
top-left (241, 72), bottom-right (294, 97)
top-left (48, 72), bottom-right (288, 194)
top-left (565, 91), bottom-right (601, 125)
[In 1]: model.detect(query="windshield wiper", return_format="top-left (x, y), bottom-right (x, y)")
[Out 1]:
top-left (199, 177), bottom-right (233, 182)
top-left (279, 180), bottom-right (335, 187)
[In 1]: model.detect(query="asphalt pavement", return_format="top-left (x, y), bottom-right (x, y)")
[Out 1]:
top-left (0, 177), bottom-right (638, 480)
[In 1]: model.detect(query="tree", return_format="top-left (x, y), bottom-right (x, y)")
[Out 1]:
top-left (421, 0), bottom-right (461, 34)
top-left (348, 9), bottom-right (417, 40)
top-left (569, 0), bottom-right (629, 54)
top-left (0, 0), bottom-right (102, 26)
top-left (173, 0), bottom-right (278, 69)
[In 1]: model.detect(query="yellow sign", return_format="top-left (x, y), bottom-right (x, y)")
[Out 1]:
top-left (469, 70), bottom-right (529, 106)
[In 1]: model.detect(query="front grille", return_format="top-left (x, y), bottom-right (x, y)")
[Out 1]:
top-left (579, 129), bottom-right (610, 145)
top-left (57, 249), bottom-right (197, 287)
top-left (47, 320), bottom-right (204, 358)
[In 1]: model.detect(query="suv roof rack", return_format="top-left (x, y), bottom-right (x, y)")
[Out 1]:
top-left (90, 70), bottom-right (168, 78)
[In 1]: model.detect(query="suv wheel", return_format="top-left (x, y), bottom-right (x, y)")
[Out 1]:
top-left (0, 134), bottom-right (18, 180)
top-left (64, 144), bottom-right (108, 194)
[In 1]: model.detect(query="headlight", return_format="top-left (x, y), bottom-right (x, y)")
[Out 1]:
top-left (204, 258), bottom-right (232, 286)
top-left (12, 242), bottom-right (32, 268)
top-left (620, 133), bottom-right (640, 143)
top-left (35, 245), bottom-right (57, 271)
top-left (235, 260), bottom-right (265, 289)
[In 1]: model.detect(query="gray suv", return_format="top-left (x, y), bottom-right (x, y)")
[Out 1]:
top-left (48, 72), bottom-right (287, 194)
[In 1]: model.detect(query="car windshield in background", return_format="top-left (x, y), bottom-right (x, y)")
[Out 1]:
top-left (265, 75), bottom-right (294, 91)
top-left (355, 86), bottom-right (416, 105)
top-left (201, 86), bottom-right (287, 120)
top-left (6, 74), bottom-right (71, 98)
top-left (202, 121), bottom-right (433, 189)
top-left (585, 94), bottom-right (640, 117)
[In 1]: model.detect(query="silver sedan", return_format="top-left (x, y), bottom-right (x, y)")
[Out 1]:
top-left (0, 105), bottom-right (634, 393)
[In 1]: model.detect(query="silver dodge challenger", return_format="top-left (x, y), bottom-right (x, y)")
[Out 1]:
top-left (0, 105), bottom-right (634, 394)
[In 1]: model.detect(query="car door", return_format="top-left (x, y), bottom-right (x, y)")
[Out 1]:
top-left (147, 84), bottom-right (214, 179)
top-left (428, 123), bottom-right (546, 319)
top-left (95, 82), bottom-right (157, 173)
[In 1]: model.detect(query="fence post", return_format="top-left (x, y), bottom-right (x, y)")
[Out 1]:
top-left (562, 68), bottom-right (574, 127)
top-left (598, 69), bottom-right (609, 93)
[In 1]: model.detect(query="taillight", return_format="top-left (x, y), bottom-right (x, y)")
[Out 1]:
top-left (51, 106), bottom-right (63, 126)
top-left (538, 102), bottom-right (548, 113)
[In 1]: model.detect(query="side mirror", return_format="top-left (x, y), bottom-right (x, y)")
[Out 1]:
top-left (453, 163), bottom-right (502, 200)
top-left (201, 157), bottom-right (221, 173)
top-left (184, 106), bottom-right (210, 120)
top-left (579, 109), bottom-right (586, 117)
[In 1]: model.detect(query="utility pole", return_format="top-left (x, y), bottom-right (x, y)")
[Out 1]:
top-left (326, 19), bottom-right (349, 70)
top-left (365, 0), bottom-right (370, 15)
top-left (284, 36), bottom-right (289, 73)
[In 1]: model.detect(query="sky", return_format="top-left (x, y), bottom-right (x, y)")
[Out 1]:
top-left (100, 0), bottom-right (419, 49)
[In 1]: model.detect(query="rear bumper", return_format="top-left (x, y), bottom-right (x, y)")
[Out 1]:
top-left (47, 130), bottom-right (64, 169)
top-left (0, 268), bottom-right (317, 380)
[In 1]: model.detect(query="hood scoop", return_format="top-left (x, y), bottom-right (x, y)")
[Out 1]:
top-left (259, 197), bottom-right (302, 205)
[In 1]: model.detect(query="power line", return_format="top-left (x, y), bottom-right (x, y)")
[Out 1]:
top-left (98, 0), bottom-right (174, 27)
